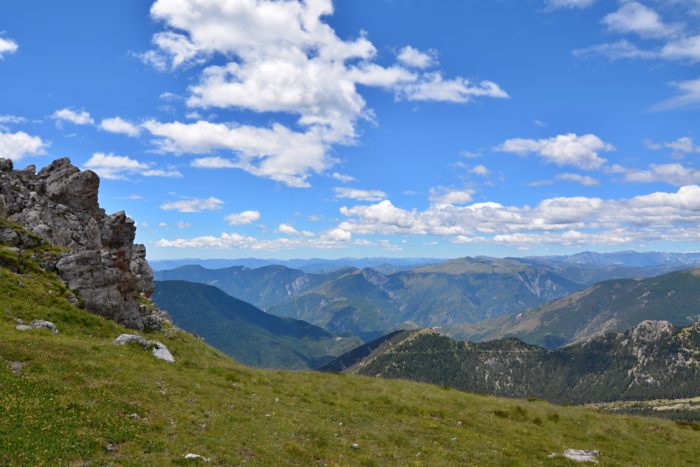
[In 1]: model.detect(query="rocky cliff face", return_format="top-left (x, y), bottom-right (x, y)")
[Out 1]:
top-left (0, 158), bottom-right (165, 330)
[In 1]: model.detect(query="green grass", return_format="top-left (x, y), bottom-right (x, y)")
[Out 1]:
top-left (2, 243), bottom-right (700, 464)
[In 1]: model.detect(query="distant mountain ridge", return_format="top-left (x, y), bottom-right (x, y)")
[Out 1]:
top-left (449, 268), bottom-right (700, 349)
top-left (157, 257), bottom-right (583, 340)
top-left (155, 252), bottom-right (700, 342)
top-left (526, 250), bottom-right (700, 267)
top-left (152, 280), bottom-right (360, 369)
top-left (150, 257), bottom-right (442, 273)
top-left (321, 321), bottom-right (700, 404)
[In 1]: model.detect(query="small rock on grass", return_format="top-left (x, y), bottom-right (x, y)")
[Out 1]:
top-left (113, 334), bottom-right (147, 346)
top-left (184, 453), bottom-right (210, 462)
top-left (9, 361), bottom-right (27, 375)
top-left (15, 320), bottom-right (59, 333)
top-left (148, 340), bottom-right (175, 363)
top-left (113, 333), bottom-right (175, 363)
top-left (549, 449), bottom-right (600, 463)
top-left (30, 319), bottom-right (58, 333)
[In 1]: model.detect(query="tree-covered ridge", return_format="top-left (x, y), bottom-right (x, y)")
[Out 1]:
top-left (324, 321), bottom-right (700, 405)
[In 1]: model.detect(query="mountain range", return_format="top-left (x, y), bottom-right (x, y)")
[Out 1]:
top-left (152, 280), bottom-right (360, 369)
top-left (155, 253), bottom-right (700, 341)
top-left (156, 257), bottom-right (585, 340)
top-left (449, 268), bottom-right (700, 349)
top-left (149, 257), bottom-right (441, 274)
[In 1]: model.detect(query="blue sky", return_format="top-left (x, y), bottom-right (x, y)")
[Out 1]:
top-left (1, 0), bottom-right (700, 260)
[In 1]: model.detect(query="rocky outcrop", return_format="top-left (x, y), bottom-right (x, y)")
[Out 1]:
top-left (0, 158), bottom-right (165, 330)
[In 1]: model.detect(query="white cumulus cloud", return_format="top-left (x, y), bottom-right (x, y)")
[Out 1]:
top-left (621, 163), bottom-right (700, 186)
top-left (52, 108), bottom-right (94, 126)
top-left (84, 152), bottom-right (182, 180)
top-left (100, 117), bottom-right (141, 137)
top-left (140, 0), bottom-right (507, 187)
top-left (335, 185), bottom-right (700, 246)
top-left (0, 131), bottom-right (47, 162)
top-left (602, 2), bottom-right (679, 38)
top-left (498, 133), bottom-right (614, 170)
top-left (225, 210), bottom-right (261, 225)
top-left (144, 119), bottom-right (328, 188)
top-left (646, 136), bottom-right (700, 155)
top-left (334, 187), bottom-right (387, 202)
top-left (332, 172), bottom-right (356, 183)
top-left (555, 173), bottom-right (600, 186)
top-left (161, 197), bottom-right (224, 213)
top-left (429, 188), bottom-right (475, 205)
top-left (0, 37), bottom-right (18, 59)
top-left (397, 46), bottom-right (436, 69)
top-left (661, 35), bottom-right (700, 62)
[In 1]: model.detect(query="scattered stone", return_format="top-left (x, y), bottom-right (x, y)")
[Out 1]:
top-left (113, 333), bottom-right (147, 347)
top-left (30, 319), bottom-right (58, 333)
top-left (564, 449), bottom-right (600, 463)
top-left (9, 361), bottom-right (27, 375)
top-left (184, 453), bottom-right (210, 462)
top-left (17, 281), bottom-right (24, 288)
top-left (549, 449), bottom-right (600, 463)
top-left (113, 334), bottom-right (175, 363)
top-left (106, 443), bottom-right (120, 453)
top-left (351, 443), bottom-right (359, 450)
top-left (128, 413), bottom-right (140, 420)
top-left (148, 340), bottom-right (175, 363)
top-left (15, 325), bottom-right (32, 331)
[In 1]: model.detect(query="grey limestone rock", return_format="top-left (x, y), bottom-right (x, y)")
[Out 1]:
top-left (0, 157), bottom-right (165, 330)
top-left (30, 319), bottom-right (58, 333)
top-left (148, 340), bottom-right (175, 363)
top-left (113, 333), bottom-right (148, 347)
top-left (113, 333), bottom-right (175, 363)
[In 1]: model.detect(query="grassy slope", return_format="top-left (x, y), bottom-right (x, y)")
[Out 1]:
top-left (2, 245), bottom-right (700, 464)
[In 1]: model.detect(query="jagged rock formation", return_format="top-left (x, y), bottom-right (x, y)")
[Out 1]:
top-left (0, 158), bottom-right (164, 330)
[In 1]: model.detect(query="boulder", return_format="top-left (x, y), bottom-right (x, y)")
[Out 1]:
top-left (30, 320), bottom-right (58, 333)
top-left (113, 334), bottom-right (175, 363)
top-left (148, 340), bottom-right (175, 363)
top-left (113, 334), bottom-right (148, 347)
